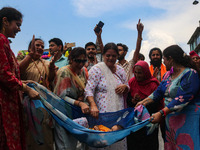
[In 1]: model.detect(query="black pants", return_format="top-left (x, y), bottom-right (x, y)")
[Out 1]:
top-left (127, 127), bottom-right (159, 150)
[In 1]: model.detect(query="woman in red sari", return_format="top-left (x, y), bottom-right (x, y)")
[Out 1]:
top-left (127, 60), bottom-right (160, 150)
top-left (0, 7), bottom-right (39, 150)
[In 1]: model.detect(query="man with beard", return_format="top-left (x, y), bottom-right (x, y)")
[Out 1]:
top-left (149, 47), bottom-right (166, 82)
top-left (85, 25), bottom-right (104, 71)
top-left (84, 42), bottom-right (98, 71)
top-left (117, 19), bottom-right (144, 80)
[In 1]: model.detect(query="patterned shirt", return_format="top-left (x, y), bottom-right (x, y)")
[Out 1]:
top-left (117, 59), bottom-right (136, 80)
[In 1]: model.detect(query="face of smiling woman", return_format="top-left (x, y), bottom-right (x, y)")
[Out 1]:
top-left (3, 17), bottom-right (22, 38)
top-left (103, 49), bottom-right (118, 69)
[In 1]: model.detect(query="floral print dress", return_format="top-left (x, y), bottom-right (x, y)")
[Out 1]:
top-left (149, 68), bottom-right (200, 150)
top-left (85, 64), bottom-right (128, 150)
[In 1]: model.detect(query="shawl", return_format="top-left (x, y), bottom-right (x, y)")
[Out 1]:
top-left (149, 63), bottom-right (167, 81)
top-left (53, 65), bottom-right (87, 100)
top-left (65, 66), bottom-right (85, 90)
top-left (129, 61), bottom-right (159, 100)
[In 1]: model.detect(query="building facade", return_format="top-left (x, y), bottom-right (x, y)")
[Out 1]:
top-left (188, 21), bottom-right (200, 55)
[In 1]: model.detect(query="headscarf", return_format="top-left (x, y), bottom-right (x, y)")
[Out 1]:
top-left (129, 61), bottom-right (159, 100)
top-left (189, 50), bottom-right (200, 58)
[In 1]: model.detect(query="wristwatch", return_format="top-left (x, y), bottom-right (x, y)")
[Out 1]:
top-left (159, 110), bottom-right (165, 117)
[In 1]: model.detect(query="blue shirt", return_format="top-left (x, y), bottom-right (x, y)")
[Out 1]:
top-left (47, 54), bottom-right (68, 69)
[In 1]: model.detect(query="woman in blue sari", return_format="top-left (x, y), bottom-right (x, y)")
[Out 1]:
top-left (136, 45), bottom-right (200, 150)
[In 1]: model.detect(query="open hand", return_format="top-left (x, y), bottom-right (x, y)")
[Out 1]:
top-left (115, 84), bottom-right (128, 95)
top-left (153, 67), bottom-right (159, 78)
top-left (28, 35), bottom-right (36, 58)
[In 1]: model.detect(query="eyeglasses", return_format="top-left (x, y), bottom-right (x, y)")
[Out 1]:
top-left (74, 59), bottom-right (87, 63)
top-left (87, 48), bottom-right (96, 50)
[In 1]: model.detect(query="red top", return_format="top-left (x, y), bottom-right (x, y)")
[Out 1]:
top-left (0, 33), bottom-right (25, 150)
top-left (129, 61), bottom-right (159, 100)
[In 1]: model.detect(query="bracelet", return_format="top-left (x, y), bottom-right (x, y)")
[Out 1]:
top-left (77, 101), bottom-right (81, 107)
top-left (159, 109), bottom-right (166, 117)
top-left (162, 109), bottom-right (166, 117)
top-left (22, 83), bottom-right (27, 92)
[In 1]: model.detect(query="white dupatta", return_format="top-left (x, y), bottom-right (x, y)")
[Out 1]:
top-left (96, 62), bottom-right (123, 112)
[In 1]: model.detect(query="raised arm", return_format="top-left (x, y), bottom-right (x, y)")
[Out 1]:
top-left (94, 25), bottom-right (104, 54)
top-left (133, 19), bottom-right (144, 63)
top-left (19, 35), bottom-right (36, 74)
top-left (48, 51), bottom-right (59, 82)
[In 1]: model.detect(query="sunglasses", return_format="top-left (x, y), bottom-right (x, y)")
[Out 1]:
top-left (87, 48), bottom-right (96, 50)
top-left (74, 59), bottom-right (87, 63)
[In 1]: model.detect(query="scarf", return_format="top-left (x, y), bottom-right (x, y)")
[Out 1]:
top-left (129, 61), bottom-right (159, 100)
top-left (66, 65), bottom-right (85, 90)
top-left (96, 62), bottom-right (122, 111)
top-left (149, 63), bottom-right (167, 81)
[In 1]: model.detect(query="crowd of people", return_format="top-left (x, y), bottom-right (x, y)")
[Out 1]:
top-left (1, 6), bottom-right (200, 150)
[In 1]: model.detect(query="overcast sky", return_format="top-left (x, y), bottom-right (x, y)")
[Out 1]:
top-left (1, 0), bottom-right (200, 63)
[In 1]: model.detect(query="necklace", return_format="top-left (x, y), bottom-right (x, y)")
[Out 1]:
top-left (32, 59), bottom-right (49, 88)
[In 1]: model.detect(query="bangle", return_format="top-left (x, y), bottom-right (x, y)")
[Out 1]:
top-left (22, 83), bottom-right (27, 92)
top-left (77, 101), bottom-right (81, 107)
top-left (159, 109), bottom-right (166, 117)
top-left (162, 109), bottom-right (166, 117)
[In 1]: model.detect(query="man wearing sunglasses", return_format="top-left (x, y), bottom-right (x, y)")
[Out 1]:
top-left (48, 38), bottom-right (68, 69)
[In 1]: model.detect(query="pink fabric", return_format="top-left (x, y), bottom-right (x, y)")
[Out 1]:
top-left (134, 105), bottom-right (150, 120)
top-left (189, 50), bottom-right (199, 58)
top-left (129, 61), bottom-right (159, 100)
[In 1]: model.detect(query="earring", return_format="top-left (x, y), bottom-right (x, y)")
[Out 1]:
top-left (2, 26), bottom-right (6, 35)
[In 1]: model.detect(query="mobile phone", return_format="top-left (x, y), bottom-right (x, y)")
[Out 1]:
top-left (94, 21), bottom-right (104, 33)
top-left (65, 42), bottom-right (75, 48)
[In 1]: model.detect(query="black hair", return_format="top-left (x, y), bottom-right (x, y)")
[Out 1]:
top-left (138, 53), bottom-right (145, 60)
top-left (85, 42), bottom-right (97, 49)
top-left (49, 38), bottom-right (63, 52)
top-left (117, 43), bottom-right (128, 52)
top-left (68, 47), bottom-right (86, 64)
top-left (149, 47), bottom-right (162, 59)
top-left (28, 38), bottom-right (44, 51)
top-left (103, 43), bottom-right (119, 55)
top-left (0, 7), bottom-right (23, 30)
top-left (163, 45), bottom-right (199, 73)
